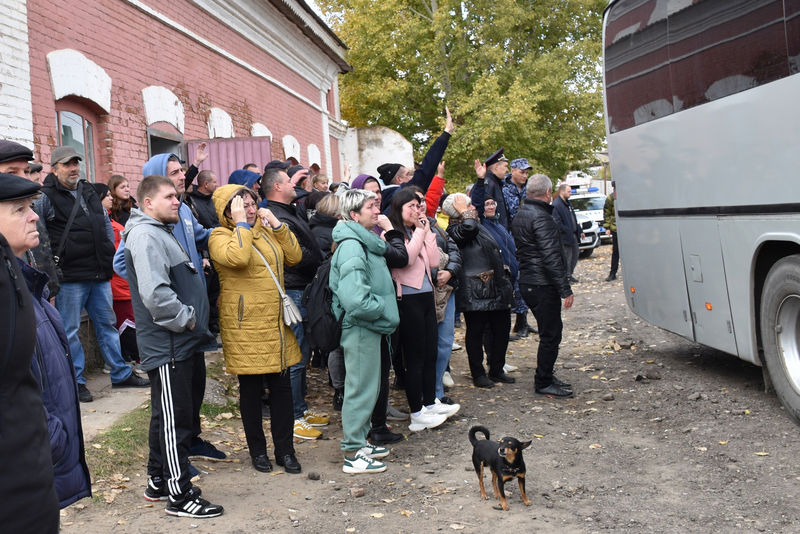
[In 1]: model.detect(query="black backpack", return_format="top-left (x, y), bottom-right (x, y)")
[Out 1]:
top-left (302, 238), bottom-right (368, 353)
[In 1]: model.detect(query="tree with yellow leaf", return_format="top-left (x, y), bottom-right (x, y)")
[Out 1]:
top-left (318, 0), bottom-right (607, 186)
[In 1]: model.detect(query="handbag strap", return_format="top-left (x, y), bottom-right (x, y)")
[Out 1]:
top-left (251, 244), bottom-right (287, 299)
top-left (54, 181), bottom-right (84, 264)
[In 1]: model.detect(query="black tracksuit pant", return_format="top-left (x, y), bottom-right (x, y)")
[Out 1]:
top-left (520, 284), bottom-right (563, 389)
top-left (464, 310), bottom-right (510, 378)
top-left (397, 292), bottom-right (438, 413)
top-left (238, 372), bottom-right (294, 459)
top-left (609, 231), bottom-right (619, 276)
top-left (147, 354), bottom-right (204, 497)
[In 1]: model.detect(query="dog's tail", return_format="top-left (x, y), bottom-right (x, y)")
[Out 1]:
top-left (468, 425), bottom-right (491, 446)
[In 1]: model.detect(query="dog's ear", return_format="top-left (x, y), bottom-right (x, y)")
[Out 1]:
top-left (519, 440), bottom-right (532, 450)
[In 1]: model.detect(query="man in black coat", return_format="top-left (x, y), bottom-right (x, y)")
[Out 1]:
top-left (0, 172), bottom-right (60, 533)
top-left (511, 174), bottom-right (575, 397)
top-left (551, 182), bottom-right (582, 283)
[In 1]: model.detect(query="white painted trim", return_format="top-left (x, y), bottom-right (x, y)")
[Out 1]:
top-left (46, 49), bottom-right (112, 113)
top-left (251, 123), bottom-right (273, 138)
top-left (307, 143), bottom-right (321, 167)
top-left (141, 86), bottom-right (185, 133)
top-left (0, 0), bottom-right (34, 146)
top-left (123, 0), bottom-right (323, 113)
top-left (207, 107), bottom-right (234, 138)
top-left (282, 135), bottom-right (300, 160)
top-left (192, 0), bottom-right (346, 91)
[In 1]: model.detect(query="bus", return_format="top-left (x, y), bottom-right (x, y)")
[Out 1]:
top-left (602, 0), bottom-right (800, 421)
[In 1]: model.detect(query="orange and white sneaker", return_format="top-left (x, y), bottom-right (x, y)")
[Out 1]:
top-left (293, 419), bottom-right (321, 440)
top-left (303, 410), bottom-right (329, 427)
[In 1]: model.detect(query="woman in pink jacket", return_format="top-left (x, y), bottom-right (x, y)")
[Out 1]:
top-left (387, 187), bottom-right (459, 431)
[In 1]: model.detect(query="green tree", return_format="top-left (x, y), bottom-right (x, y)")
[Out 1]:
top-left (319, 0), bottom-right (607, 189)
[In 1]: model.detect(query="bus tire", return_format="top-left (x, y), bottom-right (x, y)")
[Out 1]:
top-left (760, 254), bottom-right (800, 423)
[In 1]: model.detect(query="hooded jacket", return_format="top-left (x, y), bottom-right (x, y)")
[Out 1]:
top-left (228, 169), bottom-right (261, 189)
top-left (122, 209), bottom-right (214, 371)
top-left (330, 221), bottom-right (400, 334)
top-left (209, 185), bottom-right (303, 374)
top-left (115, 154), bottom-right (211, 286)
top-left (20, 260), bottom-right (91, 508)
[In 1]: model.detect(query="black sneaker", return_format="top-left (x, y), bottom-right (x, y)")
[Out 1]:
top-left (78, 383), bottom-right (93, 403)
top-left (165, 487), bottom-right (223, 518)
top-left (112, 372), bottom-right (150, 388)
top-left (144, 477), bottom-right (168, 502)
top-left (189, 438), bottom-right (227, 461)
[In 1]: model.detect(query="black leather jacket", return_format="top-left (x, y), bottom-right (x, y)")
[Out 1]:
top-left (429, 217), bottom-right (461, 290)
top-left (267, 200), bottom-right (323, 289)
top-left (446, 216), bottom-right (512, 312)
top-left (511, 199), bottom-right (572, 298)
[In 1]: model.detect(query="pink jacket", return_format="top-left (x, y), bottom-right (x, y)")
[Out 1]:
top-left (390, 226), bottom-right (439, 297)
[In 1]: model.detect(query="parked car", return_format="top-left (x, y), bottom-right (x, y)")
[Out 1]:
top-left (571, 193), bottom-right (612, 243)
top-left (577, 212), bottom-right (600, 258)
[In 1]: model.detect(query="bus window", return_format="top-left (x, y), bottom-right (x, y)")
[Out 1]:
top-left (604, 0), bottom-right (671, 133)
top-left (667, 0), bottom-right (789, 111)
top-left (788, 0), bottom-right (800, 74)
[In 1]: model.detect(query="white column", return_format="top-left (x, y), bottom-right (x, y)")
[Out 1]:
top-left (320, 89), bottom-right (332, 175)
top-left (0, 0), bottom-right (34, 147)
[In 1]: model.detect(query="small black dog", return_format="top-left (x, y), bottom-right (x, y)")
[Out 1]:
top-left (469, 425), bottom-right (532, 510)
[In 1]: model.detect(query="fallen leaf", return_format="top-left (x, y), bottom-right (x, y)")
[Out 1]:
top-left (533, 434), bottom-right (544, 439)
top-left (589, 443), bottom-right (602, 449)
top-left (399, 509), bottom-right (414, 517)
top-left (371, 513), bottom-right (384, 518)
top-left (755, 451), bottom-right (770, 456)
top-left (450, 525), bottom-right (465, 530)
top-left (718, 441), bottom-right (728, 445)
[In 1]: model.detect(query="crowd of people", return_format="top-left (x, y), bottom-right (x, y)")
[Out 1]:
top-left (1, 105), bottom-right (616, 525)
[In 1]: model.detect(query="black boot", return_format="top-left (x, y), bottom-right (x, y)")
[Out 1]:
top-left (513, 313), bottom-right (531, 338)
top-left (332, 388), bottom-right (344, 411)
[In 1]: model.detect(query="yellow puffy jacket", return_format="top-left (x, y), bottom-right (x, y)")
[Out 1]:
top-left (209, 185), bottom-right (303, 375)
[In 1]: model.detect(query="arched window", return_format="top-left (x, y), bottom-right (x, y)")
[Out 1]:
top-left (55, 99), bottom-right (100, 183)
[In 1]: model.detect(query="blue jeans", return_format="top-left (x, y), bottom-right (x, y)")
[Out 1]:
top-left (286, 289), bottom-right (310, 419)
top-left (56, 281), bottom-right (132, 384)
top-left (435, 293), bottom-right (456, 399)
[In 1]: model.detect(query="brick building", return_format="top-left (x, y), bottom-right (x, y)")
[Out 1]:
top-left (1, 0), bottom-right (351, 187)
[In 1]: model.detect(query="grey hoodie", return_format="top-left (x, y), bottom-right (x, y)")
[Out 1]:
top-left (122, 208), bottom-right (213, 371)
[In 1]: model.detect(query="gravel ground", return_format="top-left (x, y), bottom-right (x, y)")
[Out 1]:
top-left (60, 246), bottom-right (800, 533)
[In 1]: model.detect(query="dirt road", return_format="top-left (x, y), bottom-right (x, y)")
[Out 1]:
top-left (60, 246), bottom-right (800, 533)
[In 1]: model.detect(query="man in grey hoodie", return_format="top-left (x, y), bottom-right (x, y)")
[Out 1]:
top-left (123, 175), bottom-right (223, 518)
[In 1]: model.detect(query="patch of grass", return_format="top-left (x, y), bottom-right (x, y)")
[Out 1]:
top-left (86, 402), bottom-right (151, 480)
top-left (199, 399), bottom-right (240, 419)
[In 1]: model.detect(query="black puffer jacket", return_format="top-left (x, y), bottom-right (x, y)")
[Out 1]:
top-left (267, 200), bottom-right (323, 290)
top-left (430, 217), bottom-right (461, 290)
top-left (511, 199), bottom-right (572, 298)
top-left (446, 216), bottom-right (512, 312)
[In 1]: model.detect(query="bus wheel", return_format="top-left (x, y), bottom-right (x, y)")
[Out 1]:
top-left (760, 255), bottom-right (800, 423)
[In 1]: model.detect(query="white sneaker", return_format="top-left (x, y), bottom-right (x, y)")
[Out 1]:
top-left (428, 398), bottom-right (460, 418)
top-left (343, 449), bottom-right (387, 474)
top-left (361, 442), bottom-right (390, 459)
top-left (442, 371), bottom-right (455, 388)
top-left (452, 342), bottom-right (462, 351)
top-left (408, 407), bottom-right (447, 432)
top-left (503, 363), bottom-right (518, 373)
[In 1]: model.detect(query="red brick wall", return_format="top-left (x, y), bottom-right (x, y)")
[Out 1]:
top-left (27, 0), bottom-right (338, 188)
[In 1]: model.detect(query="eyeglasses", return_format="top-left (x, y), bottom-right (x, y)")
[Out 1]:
top-left (485, 200), bottom-right (497, 206)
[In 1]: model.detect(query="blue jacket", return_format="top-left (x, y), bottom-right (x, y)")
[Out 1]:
top-left (482, 217), bottom-right (519, 282)
top-left (19, 260), bottom-right (91, 508)
top-left (114, 153), bottom-right (210, 285)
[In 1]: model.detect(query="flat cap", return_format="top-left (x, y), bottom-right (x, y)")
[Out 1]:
top-left (51, 146), bottom-right (83, 165)
top-left (264, 160), bottom-right (291, 172)
top-left (29, 162), bottom-right (43, 173)
top-left (510, 158), bottom-right (532, 170)
top-left (287, 164), bottom-right (306, 178)
top-left (377, 163), bottom-right (403, 184)
top-left (484, 148), bottom-right (508, 167)
top-left (0, 140), bottom-right (34, 164)
top-left (0, 172), bottom-right (41, 202)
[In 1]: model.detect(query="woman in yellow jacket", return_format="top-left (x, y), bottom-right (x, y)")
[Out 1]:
top-left (209, 184), bottom-right (303, 474)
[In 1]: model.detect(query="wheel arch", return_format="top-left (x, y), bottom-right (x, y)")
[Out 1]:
top-left (753, 240), bottom-right (800, 364)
